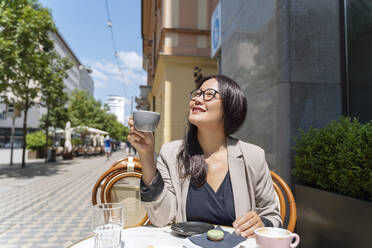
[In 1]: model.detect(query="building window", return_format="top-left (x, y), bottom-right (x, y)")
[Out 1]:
top-left (0, 111), bottom-right (6, 120)
top-left (342, 0), bottom-right (372, 122)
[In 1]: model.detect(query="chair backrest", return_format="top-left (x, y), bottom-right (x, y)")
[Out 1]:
top-left (100, 161), bottom-right (142, 202)
top-left (110, 156), bottom-right (140, 168)
top-left (91, 164), bottom-right (128, 205)
top-left (104, 172), bottom-right (148, 228)
top-left (270, 170), bottom-right (297, 232)
top-left (92, 157), bottom-right (149, 228)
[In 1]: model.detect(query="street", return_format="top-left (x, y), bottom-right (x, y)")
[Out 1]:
top-left (0, 150), bottom-right (128, 248)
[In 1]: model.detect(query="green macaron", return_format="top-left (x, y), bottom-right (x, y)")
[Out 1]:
top-left (207, 229), bottom-right (224, 241)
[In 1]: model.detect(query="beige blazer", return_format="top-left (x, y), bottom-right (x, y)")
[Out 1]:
top-left (142, 137), bottom-right (282, 227)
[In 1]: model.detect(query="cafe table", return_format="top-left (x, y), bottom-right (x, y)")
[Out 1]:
top-left (68, 225), bottom-right (258, 248)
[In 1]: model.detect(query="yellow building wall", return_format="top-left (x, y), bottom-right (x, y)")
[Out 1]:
top-left (149, 55), bottom-right (217, 153)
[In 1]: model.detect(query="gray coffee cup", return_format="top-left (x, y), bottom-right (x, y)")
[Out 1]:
top-left (133, 110), bottom-right (161, 132)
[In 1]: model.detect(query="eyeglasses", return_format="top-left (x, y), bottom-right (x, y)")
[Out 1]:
top-left (190, 88), bottom-right (221, 101)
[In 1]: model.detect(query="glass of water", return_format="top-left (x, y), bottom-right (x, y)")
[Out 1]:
top-left (92, 203), bottom-right (124, 248)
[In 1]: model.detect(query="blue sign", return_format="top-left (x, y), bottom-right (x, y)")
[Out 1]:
top-left (211, 2), bottom-right (221, 58)
top-left (213, 18), bottom-right (220, 49)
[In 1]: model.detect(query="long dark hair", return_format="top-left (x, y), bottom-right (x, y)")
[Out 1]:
top-left (177, 74), bottom-right (247, 186)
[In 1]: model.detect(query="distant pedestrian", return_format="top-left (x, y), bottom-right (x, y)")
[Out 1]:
top-left (120, 141), bottom-right (125, 151)
top-left (104, 135), bottom-right (112, 160)
top-left (125, 140), bottom-right (132, 155)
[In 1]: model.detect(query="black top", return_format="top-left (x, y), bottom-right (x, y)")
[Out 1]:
top-left (140, 170), bottom-right (274, 227)
top-left (186, 171), bottom-right (236, 226)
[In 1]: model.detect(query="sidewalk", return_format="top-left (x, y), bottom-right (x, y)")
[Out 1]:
top-left (0, 150), bottom-right (128, 248)
top-left (0, 148), bottom-right (45, 166)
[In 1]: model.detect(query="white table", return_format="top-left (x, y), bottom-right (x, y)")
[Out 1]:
top-left (69, 226), bottom-right (257, 248)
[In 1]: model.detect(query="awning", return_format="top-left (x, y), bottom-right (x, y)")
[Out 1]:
top-left (73, 126), bottom-right (109, 135)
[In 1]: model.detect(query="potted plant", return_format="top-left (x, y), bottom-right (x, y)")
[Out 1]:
top-left (292, 117), bottom-right (372, 248)
top-left (72, 138), bottom-right (82, 156)
top-left (26, 131), bottom-right (46, 159)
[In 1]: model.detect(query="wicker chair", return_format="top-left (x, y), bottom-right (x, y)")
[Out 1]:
top-left (110, 156), bottom-right (140, 168)
top-left (270, 170), bottom-right (297, 232)
top-left (92, 158), bottom-right (148, 228)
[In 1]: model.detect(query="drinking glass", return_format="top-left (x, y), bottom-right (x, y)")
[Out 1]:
top-left (92, 203), bottom-right (124, 248)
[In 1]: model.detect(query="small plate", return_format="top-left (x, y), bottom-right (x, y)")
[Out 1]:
top-left (171, 222), bottom-right (214, 236)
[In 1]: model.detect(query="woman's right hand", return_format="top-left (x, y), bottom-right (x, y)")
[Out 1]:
top-left (127, 117), bottom-right (155, 155)
top-left (128, 117), bottom-right (156, 185)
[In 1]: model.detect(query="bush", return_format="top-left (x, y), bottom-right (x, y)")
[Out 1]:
top-left (26, 131), bottom-right (46, 151)
top-left (72, 138), bottom-right (82, 146)
top-left (292, 117), bottom-right (372, 201)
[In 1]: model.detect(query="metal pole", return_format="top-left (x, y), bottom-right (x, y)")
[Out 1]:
top-left (342, 0), bottom-right (350, 116)
top-left (10, 115), bottom-right (15, 165)
top-left (44, 106), bottom-right (50, 164)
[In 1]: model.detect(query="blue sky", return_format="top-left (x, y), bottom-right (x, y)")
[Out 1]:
top-left (39, 0), bottom-right (146, 122)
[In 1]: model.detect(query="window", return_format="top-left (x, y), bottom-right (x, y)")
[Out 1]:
top-left (342, 0), bottom-right (372, 122)
top-left (0, 111), bottom-right (6, 120)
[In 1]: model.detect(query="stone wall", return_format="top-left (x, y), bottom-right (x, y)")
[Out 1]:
top-left (220, 0), bottom-right (342, 185)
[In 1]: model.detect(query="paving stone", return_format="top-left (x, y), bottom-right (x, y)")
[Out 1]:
top-left (0, 151), bottom-right (127, 247)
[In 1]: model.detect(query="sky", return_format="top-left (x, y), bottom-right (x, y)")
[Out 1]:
top-left (39, 0), bottom-right (146, 124)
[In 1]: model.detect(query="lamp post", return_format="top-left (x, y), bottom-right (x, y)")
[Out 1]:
top-left (9, 104), bottom-right (15, 165)
top-left (8, 103), bottom-right (20, 165)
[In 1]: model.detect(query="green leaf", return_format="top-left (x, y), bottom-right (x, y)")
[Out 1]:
top-left (292, 117), bottom-right (372, 201)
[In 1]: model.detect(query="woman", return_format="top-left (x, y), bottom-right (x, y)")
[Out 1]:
top-left (128, 75), bottom-right (281, 238)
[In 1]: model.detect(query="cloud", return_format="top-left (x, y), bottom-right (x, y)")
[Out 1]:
top-left (112, 69), bottom-right (147, 85)
top-left (94, 80), bottom-right (107, 88)
top-left (118, 51), bottom-right (142, 70)
top-left (83, 51), bottom-right (146, 87)
top-left (91, 68), bottom-right (108, 82)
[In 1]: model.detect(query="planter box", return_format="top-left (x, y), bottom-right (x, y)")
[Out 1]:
top-left (63, 152), bottom-right (73, 160)
top-left (36, 150), bottom-right (44, 158)
top-left (27, 150), bottom-right (44, 159)
top-left (27, 150), bottom-right (37, 159)
top-left (296, 184), bottom-right (372, 248)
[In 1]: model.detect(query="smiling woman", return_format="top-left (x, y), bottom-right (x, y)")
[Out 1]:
top-left (188, 79), bottom-right (224, 132)
top-left (128, 74), bottom-right (282, 239)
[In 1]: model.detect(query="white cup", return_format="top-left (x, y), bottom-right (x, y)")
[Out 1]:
top-left (92, 203), bottom-right (124, 248)
top-left (254, 227), bottom-right (300, 248)
top-left (133, 110), bottom-right (160, 132)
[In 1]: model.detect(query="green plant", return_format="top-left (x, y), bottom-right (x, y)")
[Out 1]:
top-left (292, 117), bottom-right (372, 201)
top-left (26, 131), bottom-right (46, 151)
top-left (72, 138), bottom-right (82, 146)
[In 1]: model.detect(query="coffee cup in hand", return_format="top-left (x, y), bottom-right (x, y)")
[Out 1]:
top-left (254, 227), bottom-right (300, 248)
top-left (133, 110), bottom-right (160, 132)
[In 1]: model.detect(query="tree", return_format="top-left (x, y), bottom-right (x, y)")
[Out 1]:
top-left (68, 89), bottom-right (99, 127)
top-left (39, 53), bottom-right (72, 162)
top-left (68, 90), bottom-right (104, 145)
top-left (110, 118), bottom-right (129, 141)
top-left (0, 0), bottom-right (62, 167)
top-left (39, 104), bottom-right (69, 130)
top-left (101, 112), bottom-right (128, 141)
top-left (68, 90), bottom-right (129, 142)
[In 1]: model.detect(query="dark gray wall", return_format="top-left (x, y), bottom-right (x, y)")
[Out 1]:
top-left (220, 0), bottom-right (342, 185)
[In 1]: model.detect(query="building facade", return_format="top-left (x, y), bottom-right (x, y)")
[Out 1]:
top-left (104, 95), bottom-right (126, 125)
top-left (51, 32), bottom-right (94, 96)
top-left (216, 0), bottom-right (372, 186)
top-left (140, 0), bottom-right (218, 153)
top-left (0, 31), bottom-right (94, 147)
top-left (139, 0), bottom-right (372, 185)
